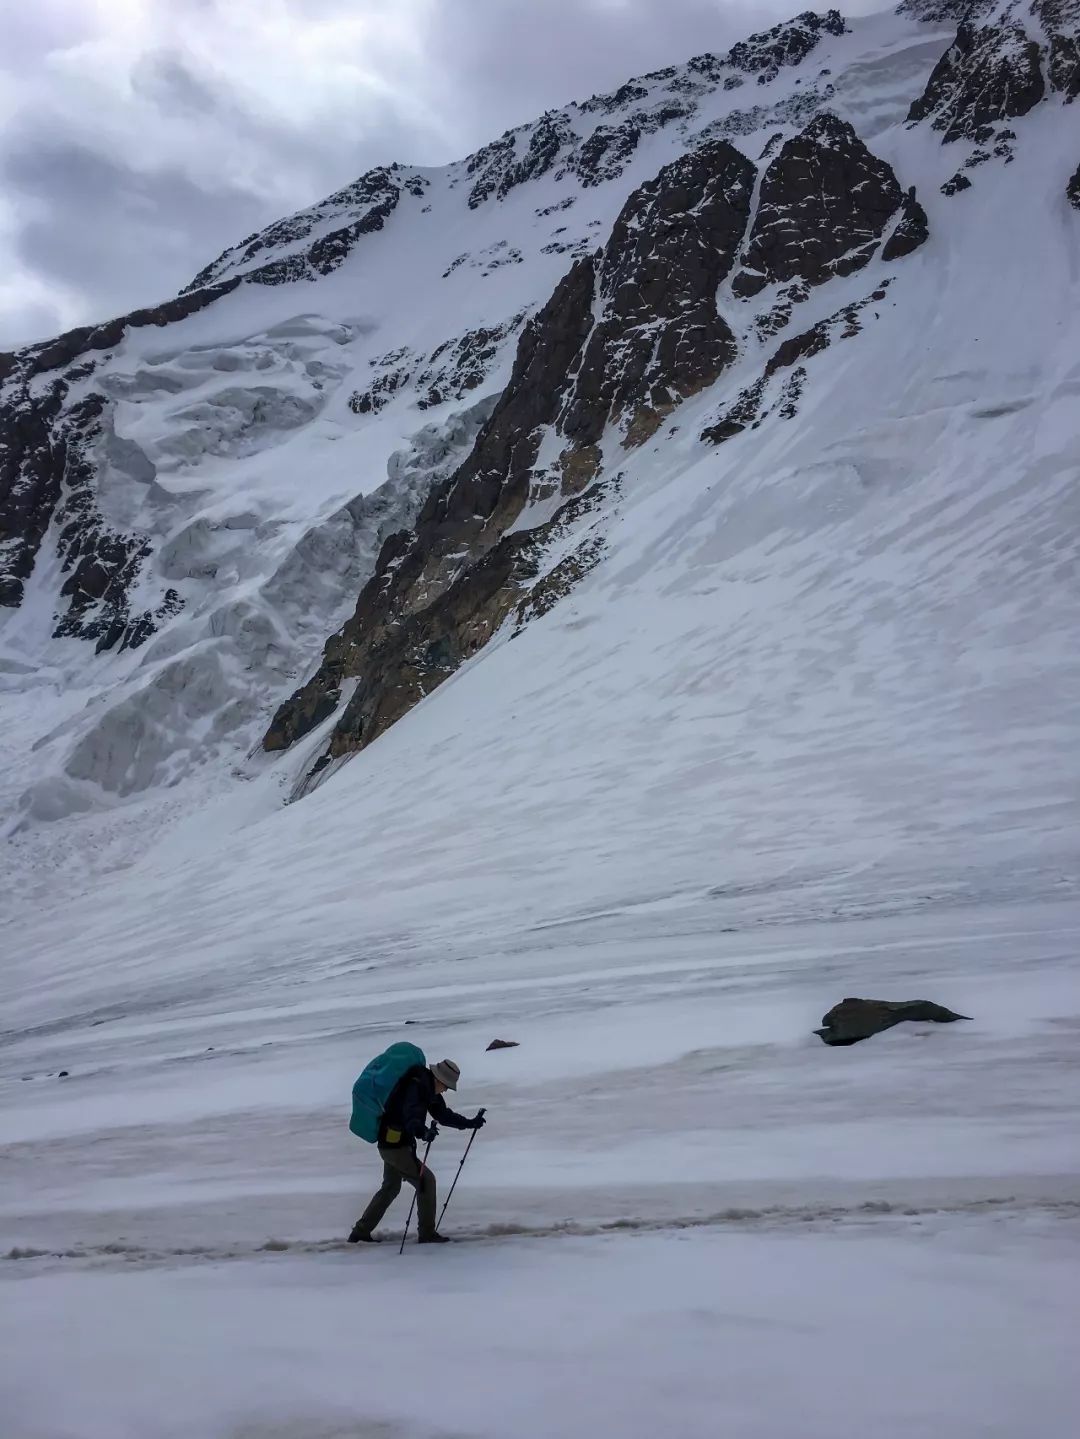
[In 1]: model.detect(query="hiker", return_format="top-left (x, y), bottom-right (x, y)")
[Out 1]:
top-left (349, 1058), bottom-right (485, 1244)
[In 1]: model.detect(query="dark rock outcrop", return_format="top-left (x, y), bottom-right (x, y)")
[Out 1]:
top-left (0, 377), bottom-right (70, 607)
top-left (348, 362), bottom-right (412, 416)
top-left (466, 135), bottom-right (518, 209)
top-left (273, 480), bottom-right (610, 764)
top-left (1038, 0), bottom-right (1080, 97)
top-left (581, 81), bottom-right (651, 115)
top-left (1047, 3), bottom-right (1080, 99)
top-left (1049, 32), bottom-right (1080, 96)
top-left (497, 113), bottom-right (576, 198)
top-left (941, 170), bottom-right (974, 194)
top-left (895, 0), bottom-right (995, 21)
top-left (348, 312), bottom-right (529, 417)
top-left (186, 166), bottom-right (414, 289)
top-left (752, 281), bottom-right (811, 340)
top-left (450, 7), bottom-right (848, 210)
top-left (47, 396), bottom-right (182, 653)
top-left (263, 257), bottom-right (599, 755)
top-left (264, 112), bottom-right (935, 772)
top-left (464, 90), bottom-right (701, 204)
top-left (703, 283), bottom-right (893, 443)
top-left (881, 187), bottom-right (930, 260)
top-left (265, 140), bottom-right (757, 764)
top-left (1, 385), bottom-right (182, 647)
top-left (416, 319), bottom-right (527, 409)
top-left (238, 189), bottom-right (403, 289)
top-left (486, 1040), bottom-right (520, 1051)
top-left (731, 114), bottom-right (909, 297)
top-left (565, 102), bottom-right (694, 189)
top-left (560, 140), bottom-right (755, 447)
top-left (815, 997), bottom-right (973, 1046)
top-left (903, 0), bottom-right (1064, 141)
top-left (1, 278), bottom-right (237, 609)
top-left (726, 10), bottom-right (847, 84)
top-left (570, 118), bottom-right (647, 189)
top-left (0, 276), bottom-right (240, 392)
top-left (1068, 160), bottom-right (1080, 207)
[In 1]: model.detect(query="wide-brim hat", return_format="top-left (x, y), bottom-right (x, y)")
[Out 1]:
top-left (430, 1059), bottom-right (460, 1090)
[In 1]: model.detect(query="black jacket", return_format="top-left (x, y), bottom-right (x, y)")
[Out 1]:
top-left (379, 1066), bottom-right (473, 1147)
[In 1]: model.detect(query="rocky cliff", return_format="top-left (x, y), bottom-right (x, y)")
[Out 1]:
top-left (263, 114), bottom-right (932, 778)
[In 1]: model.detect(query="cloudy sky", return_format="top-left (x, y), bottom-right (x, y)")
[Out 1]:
top-left (1, 0), bottom-right (865, 349)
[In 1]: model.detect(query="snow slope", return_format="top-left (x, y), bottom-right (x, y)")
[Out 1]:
top-left (1, 5), bottom-right (962, 906)
top-left (2, 5), bottom-right (1080, 1436)
top-left (6, 1220), bottom-right (1079, 1439)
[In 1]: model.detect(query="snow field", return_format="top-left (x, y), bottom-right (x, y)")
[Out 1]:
top-left (4, 1218), bottom-right (1079, 1439)
top-left (4, 897), bottom-right (1080, 1437)
top-left (3, 7), bottom-right (1080, 1436)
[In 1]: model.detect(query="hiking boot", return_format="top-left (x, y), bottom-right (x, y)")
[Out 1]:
top-left (418, 1232), bottom-right (451, 1245)
top-left (348, 1223), bottom-right (378, 1243)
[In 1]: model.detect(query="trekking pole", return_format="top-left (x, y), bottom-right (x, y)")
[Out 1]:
top-left (436, 1108), bottom-right (485, 1231)
top-left (398, 1135), bottom-right (434, 1255)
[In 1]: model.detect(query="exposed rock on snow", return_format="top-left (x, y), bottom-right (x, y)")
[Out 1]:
top-left (185, 166), bottom-right (422, 291)
top-left (458, 12), bottom-right (850, 208)
top-left (906, 0), bottom-right (1078, 142)
top-left (313, 479), bottom-right (611, 772)
top-left (349, 312), bottom-right (530, 416)
top-left (262, 285), bottom-right (591, 746)
top-left (703, 282), bottom-right (894, 442)
top-left (815, 998), bottom-right (973, 1045)
top-left (906, 17), bottom-right (1043, 140)
top-left (0, 376), bottom-right (74, 608)
top-left (270, 256), bottom-right (600, 755)
top-left (452, 11), bottom-right (855, 213)
top-left (465, 134), bottom-right (519, 209)
top-left (51, 396), bottom-right (184, 653)
top-left (263, 84), bottom-right (948, 777)
top-left (485, 1039), bottom-right (520, 1050)
top-left (496, 113), bottom-right (577, 198)
top-left (0, 279), bottom-right (239, 608)
top-left (2, 388), bottom-right (182, 654)
top-left (561, 141), bottom-right (755, 448)
top-left (15, 396), bottom-right (496, 818)
top-left (265, 137), bottom-right (759, 762)
top-left (1042, 0), bottom-right (1080, 97)
top-left (881, 186), bottom-right (930, 259)
top-left (1068, 159), bottom-right (1080, 206)
top-left (726, 9), bottom-right (847, 83)
top-left (895, 0), bottom-right (995, 20)
top-left (941, 169), bottom-right (974, 193)
top-left (566, 102), bottom-right (697, 189)
top-left (731, 113), bottom-right (914, 297)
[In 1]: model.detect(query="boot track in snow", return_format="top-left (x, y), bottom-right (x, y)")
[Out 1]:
top-left (6, 1195), bottom-right (1079, 1275)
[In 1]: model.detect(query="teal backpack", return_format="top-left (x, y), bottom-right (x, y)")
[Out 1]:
top-left (349, 1042), bottom-right (426, 1142)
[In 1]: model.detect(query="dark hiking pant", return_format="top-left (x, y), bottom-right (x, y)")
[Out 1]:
top-left (356, 1144), bottom-right (437, 1239)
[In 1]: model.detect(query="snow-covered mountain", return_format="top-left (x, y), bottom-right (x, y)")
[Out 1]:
top-left (0, 0), bottom-right (1076, 998)
top-left (0, 4), bottom-right (1074, 872)
top-left (3, 7), bottom-right (1080, 1435)
top-left (1, 4), bottom-right (1075, 879)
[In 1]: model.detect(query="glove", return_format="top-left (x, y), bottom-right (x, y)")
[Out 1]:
top-left (470, 1111), bottom-right (486, 1130)
top-left (420, 1123), bottom-right (439, 1143)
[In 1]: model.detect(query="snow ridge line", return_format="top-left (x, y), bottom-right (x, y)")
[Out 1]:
top-left (6, 1195), bottom-right (1079, 1271)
